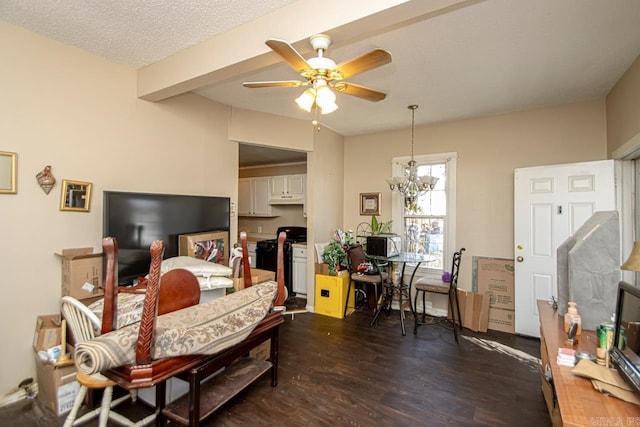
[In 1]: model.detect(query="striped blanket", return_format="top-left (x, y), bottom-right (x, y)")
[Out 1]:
top-left (75, 281), bottom-right (277, 375)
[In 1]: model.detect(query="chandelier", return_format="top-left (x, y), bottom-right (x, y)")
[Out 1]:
top-left (386, 105), bottom-right (438, 207)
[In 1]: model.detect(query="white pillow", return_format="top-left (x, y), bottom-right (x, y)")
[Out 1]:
top-left (197, 276), bottom-right (234, 290)
top-left (161, 256), bottom-right (232, 277)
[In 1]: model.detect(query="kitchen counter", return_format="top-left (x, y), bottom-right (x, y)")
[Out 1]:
top-left (292, 242), bottom-right (307, 248)
top-left (241, 232), bottom-right (274, 242)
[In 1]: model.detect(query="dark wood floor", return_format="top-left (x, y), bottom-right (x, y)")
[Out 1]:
top-left (1, 305), bottom-right (550, 427)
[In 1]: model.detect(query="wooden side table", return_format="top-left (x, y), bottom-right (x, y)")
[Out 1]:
top-left (537, 300), bottom-right (640, 426)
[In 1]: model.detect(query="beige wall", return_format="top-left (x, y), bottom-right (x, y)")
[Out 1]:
top-left (0, 22), bottom-right (242, 393)
top-left (306, 126), bottom-right (345, 308)
top-left (607, 53), bottom-right (640, 156)
top-left (229, 107), bottom-right (314, 152)
top-left (344, 100), bottom-right (608, 289)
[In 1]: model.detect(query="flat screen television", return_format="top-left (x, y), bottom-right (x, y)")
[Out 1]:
top-left (611, 281), bottom-right (640, 395)
top-left (103, 191), bottom-right (230, 285)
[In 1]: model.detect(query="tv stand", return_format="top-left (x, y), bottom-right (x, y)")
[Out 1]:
top-left (537, 300), bottom-right (640, 425)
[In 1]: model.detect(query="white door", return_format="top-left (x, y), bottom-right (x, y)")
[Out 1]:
top-left (514, 160), bottom-right (616, 337)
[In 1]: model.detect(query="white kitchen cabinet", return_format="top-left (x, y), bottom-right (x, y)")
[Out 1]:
top-left (238, 177), bottom-right (273, 216)
top-left (269, 174), bottom-right (305, 204)
top-left (292, 244), bottom-right (307, 295)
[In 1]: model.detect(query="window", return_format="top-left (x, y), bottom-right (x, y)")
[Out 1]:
top-left (391, 152), bottom-right (457, 275)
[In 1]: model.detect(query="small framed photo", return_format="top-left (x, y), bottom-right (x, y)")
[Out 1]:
top-left (360, 192), bottom-right (381, 216)
top-left (178, 230), bottom-right (229, 265)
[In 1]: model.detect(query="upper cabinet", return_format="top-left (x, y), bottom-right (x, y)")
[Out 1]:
top-left (238, 177), bottom-right (273, 217)
top-left (269, 174), bottom-right (305, 204)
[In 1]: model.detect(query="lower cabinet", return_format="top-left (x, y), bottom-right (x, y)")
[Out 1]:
top-left (248, 242), bottom-right (257, 268)
top-left (292, 245), bottom-right (307, 296)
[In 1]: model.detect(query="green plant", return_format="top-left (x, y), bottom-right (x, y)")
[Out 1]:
top-left (370, 215), bottom-right (393, 235)
top-left (322, 240), bottom-right (347, 276)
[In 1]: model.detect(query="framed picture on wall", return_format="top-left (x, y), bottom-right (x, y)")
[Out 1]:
top-left (178, 230), bottom-right (229, 265)
top-left (360, 192), bottom-right (381, 216)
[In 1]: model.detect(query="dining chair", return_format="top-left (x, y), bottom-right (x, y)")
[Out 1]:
top-left (413, 247), bottom-right (465, 342)
top-left (60, 295), bottom-right (156, 427)
top-left (343, 244), bottom-right (388, 317)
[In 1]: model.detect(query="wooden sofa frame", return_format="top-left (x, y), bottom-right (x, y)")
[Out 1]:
top-left (100, 232), bottom-right (287, 426)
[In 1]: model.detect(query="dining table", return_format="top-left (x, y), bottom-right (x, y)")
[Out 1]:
top-left (368, 252), bottom-right (436, 336)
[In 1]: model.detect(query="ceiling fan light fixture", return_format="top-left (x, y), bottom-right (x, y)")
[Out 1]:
top-left (295, 88), bottom-right (315, 112)
top-left (315, 80), bottom-right (335, 104)
top-left (244, 35), bottom-right (392, 122)
top-left (320, 100), bottom-right (338, 115)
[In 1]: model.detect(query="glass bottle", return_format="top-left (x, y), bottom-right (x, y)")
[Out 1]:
top-left (564, 301), bottom-right (582, 335)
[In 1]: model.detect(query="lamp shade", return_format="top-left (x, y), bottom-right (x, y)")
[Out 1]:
top-left (295, 89), bottom-right (315, 112)
top-left (621, 241), bottom-right (640, 271)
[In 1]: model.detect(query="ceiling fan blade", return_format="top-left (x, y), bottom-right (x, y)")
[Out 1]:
top-left (334, 49), bottom-right (392, 79)
top-left (266, 39), bottom-right (312, 74)
top-left (243, 80), bottom-right (306, 88)
top-left (333, 82), bottom-right (387, 102)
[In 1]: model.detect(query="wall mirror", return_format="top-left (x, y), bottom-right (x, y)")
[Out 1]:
top-left (0, 151), bottom-right (17, 194)
top-left (60, 179), bottom-right (92, 212)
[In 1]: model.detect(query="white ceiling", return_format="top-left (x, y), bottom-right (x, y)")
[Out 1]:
top-left (2, 0), bottom-right (640, 165)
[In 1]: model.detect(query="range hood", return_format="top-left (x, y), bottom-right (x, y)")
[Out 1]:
top-left (269, 194), bottom-right (304, 205)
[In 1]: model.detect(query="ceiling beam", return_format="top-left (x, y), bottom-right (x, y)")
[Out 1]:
top-left (137, 0), bottom-right (484, 101)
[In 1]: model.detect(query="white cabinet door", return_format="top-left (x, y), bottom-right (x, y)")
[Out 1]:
top-left (238, 177), bottom-right (272, 216)
top-left (238, 178), bottom-right (252, 216)
top-left (270, 176), bottom-right (286, 197)
top-left (292, 246), bottom-right (307, 295)
top-left (252, 177), bottom-right (272, 216)
top-left (285, 175), bottom-right (304, 197)
top-left (270, 175), bottom-right (305, 200)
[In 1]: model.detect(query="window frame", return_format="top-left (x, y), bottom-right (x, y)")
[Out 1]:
top-left (390, 152), bottom-right (457, 278)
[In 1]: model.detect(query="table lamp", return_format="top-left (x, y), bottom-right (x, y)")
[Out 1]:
top-left (621, 241), bottom-right (640, 271)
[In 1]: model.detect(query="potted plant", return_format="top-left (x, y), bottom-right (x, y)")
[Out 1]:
top-left (322, 240), bottom-right (347, 276)
top-left (370, 215), bottom-right (393, 235)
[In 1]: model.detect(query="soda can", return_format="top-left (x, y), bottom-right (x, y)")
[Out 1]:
top-left (599, 322), bottom-right (615, 349)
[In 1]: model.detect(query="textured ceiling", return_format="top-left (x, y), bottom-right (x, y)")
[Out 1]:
top-left (0, 0), bottom-right (296, 67)
top-left (2, 0), bottom-right (640, 166)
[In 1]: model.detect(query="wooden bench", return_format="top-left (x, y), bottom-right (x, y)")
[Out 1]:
top-left (101, 232), bottom-right (287, 426)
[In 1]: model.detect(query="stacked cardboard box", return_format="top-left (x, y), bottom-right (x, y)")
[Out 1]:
top-left (55, 248), bottom-right (103, 300)
top-left (453, 289), bottom-right (490, 332)
top-left (33, 314), bottom-right (79, 415)
top-left (473, 257), bottom-right (515, 333)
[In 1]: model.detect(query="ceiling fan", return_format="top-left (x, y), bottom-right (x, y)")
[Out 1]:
top-left (243, 34), bottom-right (392, 115)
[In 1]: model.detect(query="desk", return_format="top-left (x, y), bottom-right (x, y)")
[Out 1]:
top-left (537, 300), bottom-right (640, 426)
top-left (370, 253), bottom-right (435, 336)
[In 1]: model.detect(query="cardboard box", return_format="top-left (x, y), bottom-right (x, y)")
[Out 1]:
top-left (473, 257), bottom-right (515, 333)
top-left (315, 274), bottom-right (354, 319)
top-left (34, 354), bottom-right (80, 415)
top-left (487, 307), bottom-right (516, 334)
top-left (454, 289), bottom-right (490, 333)
top-left (314, 263), bottom-right (330, 276)
top-left (56, 248), bottom-right (104, 300)
top-left (231, 268), bottom-right (275, 291)
top-left (249, 339), bottom-right (271, 361)
top-left (33, 314), bottom-right (62, 351)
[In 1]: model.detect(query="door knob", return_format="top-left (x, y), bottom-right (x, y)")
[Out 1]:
top-left (517, 256), bottom-right (524, 262)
